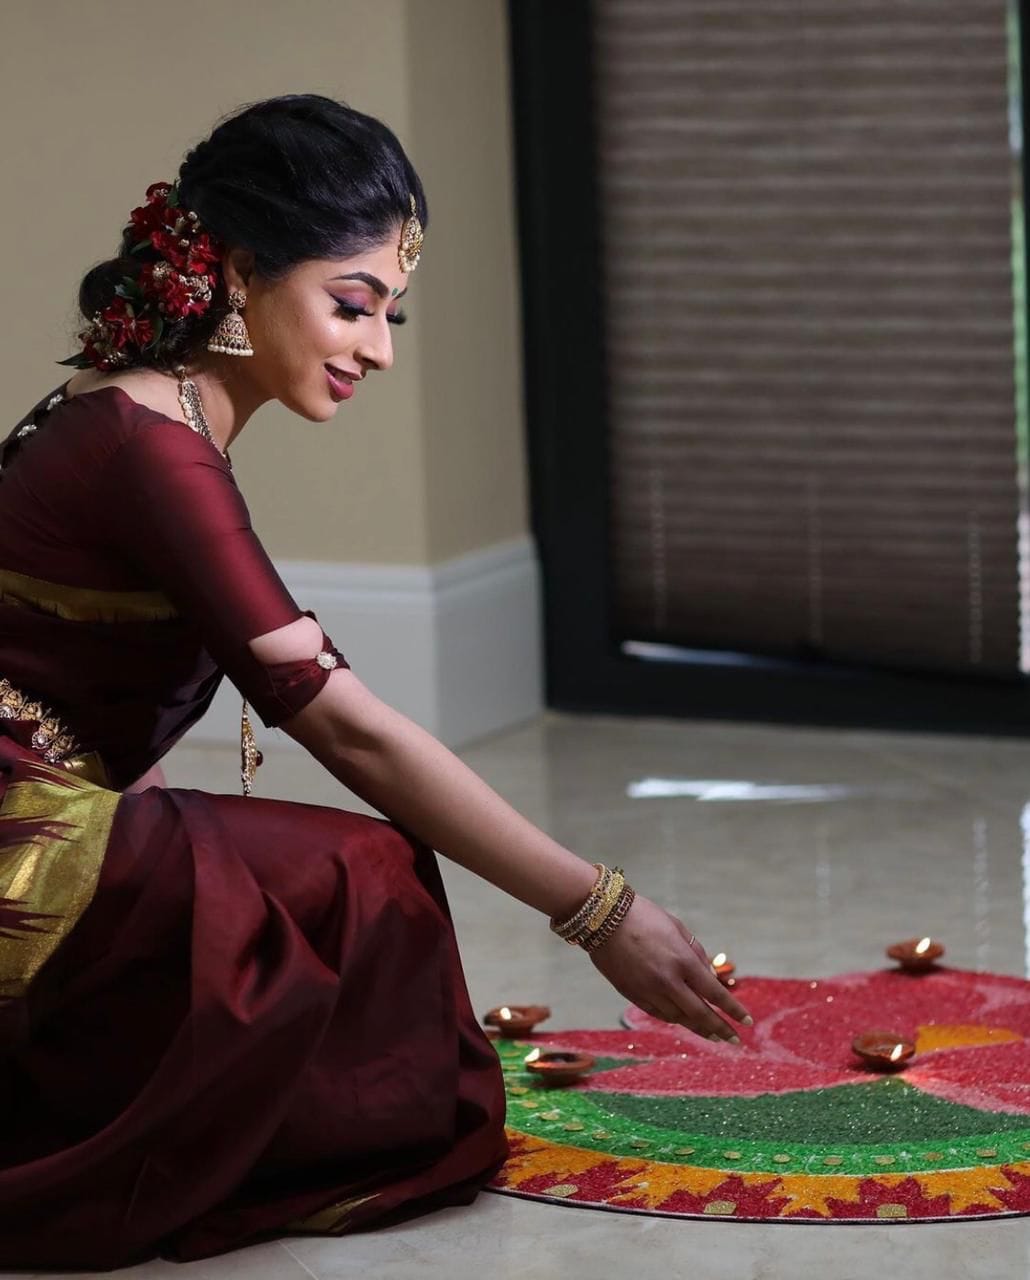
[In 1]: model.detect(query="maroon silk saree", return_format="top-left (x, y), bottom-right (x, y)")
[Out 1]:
top-left (0, 386), bottom-right (507, 1268)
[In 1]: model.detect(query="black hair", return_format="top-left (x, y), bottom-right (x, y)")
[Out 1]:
top-left (74, 94), bottom-right (426, 370)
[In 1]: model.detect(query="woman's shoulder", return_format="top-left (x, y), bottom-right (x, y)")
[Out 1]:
top-left (64, 369), bottom-right (183, 421)
top-left (59, 371), bottom-right (221, 469)
top-left (4, 369), bottom-right (219, 483)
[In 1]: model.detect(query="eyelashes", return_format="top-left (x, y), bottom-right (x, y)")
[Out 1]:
top-left (334, 301), bottom-right (408, 326)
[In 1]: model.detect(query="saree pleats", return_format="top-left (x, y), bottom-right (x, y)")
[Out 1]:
top-left (0, 767), bottom-right (507, 1270)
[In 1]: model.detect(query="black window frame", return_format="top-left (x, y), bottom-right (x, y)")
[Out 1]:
top-left (508, 0), bottom-right (1030, 737)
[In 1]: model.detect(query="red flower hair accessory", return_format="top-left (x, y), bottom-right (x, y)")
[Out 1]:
top-left (64, 181), bottom-right (223, 371)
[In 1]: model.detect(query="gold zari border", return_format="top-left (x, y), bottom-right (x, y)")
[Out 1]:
top-left (287, 1192), bottom-right (381, 1234)
top-left (0, 760), bottom-right (117, 999)
top-left (0, 565), bottom-right (178, 623)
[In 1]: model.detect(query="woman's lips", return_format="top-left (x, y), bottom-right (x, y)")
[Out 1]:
top-left (326, 365), bottom-right (355, 401)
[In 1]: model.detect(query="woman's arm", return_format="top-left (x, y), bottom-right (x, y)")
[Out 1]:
top-left (255, 618), bottom-right (752, 1043)
top-left (295, 674), bottom-right (601, 919)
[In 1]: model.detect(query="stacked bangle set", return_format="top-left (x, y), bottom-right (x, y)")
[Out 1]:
top-left (549, 863), bottom-right (636, 952)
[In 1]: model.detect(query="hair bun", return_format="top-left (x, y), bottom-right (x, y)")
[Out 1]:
top-left (78, 255), bottom-right (136, 320)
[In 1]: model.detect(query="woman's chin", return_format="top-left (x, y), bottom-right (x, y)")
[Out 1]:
top-left (279, 389), bottom-right (340, 423)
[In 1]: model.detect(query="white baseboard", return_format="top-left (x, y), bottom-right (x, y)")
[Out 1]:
top-left (187, 536), bottom-right (543, 750)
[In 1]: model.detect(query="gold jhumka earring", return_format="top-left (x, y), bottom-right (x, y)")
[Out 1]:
top-left (207, 289), bottom-right (254, 356)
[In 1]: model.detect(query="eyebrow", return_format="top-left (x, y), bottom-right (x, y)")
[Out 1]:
top-left (330, 271), bottom-right (407, 301)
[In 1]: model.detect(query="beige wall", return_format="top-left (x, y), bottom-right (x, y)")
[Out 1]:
top-left (406, 0), bottom-right (529, 562)
top-left (0, 0), bottom-right (529, 566)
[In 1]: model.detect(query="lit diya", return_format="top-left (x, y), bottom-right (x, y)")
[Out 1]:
top-left (710, 952), bottom-right (736, 986)
top-left (483, 1004), bottom-right (551, 1038)
top-left (887, 936), bottom-right (945, 972)
top-left (852, 1031), bottom-right (916, 1071)
top-left (523, 1047), bottom-right (596, 1086)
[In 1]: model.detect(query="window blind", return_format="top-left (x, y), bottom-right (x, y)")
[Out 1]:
top-left (598, 0), bottom-right (1027, 674)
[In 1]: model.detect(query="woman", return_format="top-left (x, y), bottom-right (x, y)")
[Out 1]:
top-left (0, 94), bottom-right (749, 1269)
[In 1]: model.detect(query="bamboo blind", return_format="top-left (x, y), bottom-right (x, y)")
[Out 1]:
top-left (597, 0), bottom-right (1025, 673)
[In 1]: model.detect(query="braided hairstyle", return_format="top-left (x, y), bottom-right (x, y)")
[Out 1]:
top-left (71, 94), bottom-right (427, 372)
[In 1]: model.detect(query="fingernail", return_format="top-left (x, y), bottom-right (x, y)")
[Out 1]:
top-left (728, 1034), bottom-right (741, 1045)
top-left (707, 1033), bottom-right (722, 1042)
top-left (741, 1015), bottom-right (754, 1027)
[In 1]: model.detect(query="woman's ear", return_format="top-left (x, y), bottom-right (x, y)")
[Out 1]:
top-left (221, 247), bottom-right (255, 292)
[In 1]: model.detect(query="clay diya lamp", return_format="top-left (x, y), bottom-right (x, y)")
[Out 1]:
top-left (482, 1004), bottom-right (551, 1039)
top-left (523, 1047), bottom-right (596, 1086)
top-left (710, 952), bottom-right (737, 986)
top-left (852, 1031), bottom-right (916, 1071)
top-left (887, 936), bottom-right (944, 972)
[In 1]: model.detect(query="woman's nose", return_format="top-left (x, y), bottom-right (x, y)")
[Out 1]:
top-left (355, 323), bottom-right (394, 373)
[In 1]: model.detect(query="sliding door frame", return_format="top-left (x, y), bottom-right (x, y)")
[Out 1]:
top-left (508, 0), bottom-right (1030, 735)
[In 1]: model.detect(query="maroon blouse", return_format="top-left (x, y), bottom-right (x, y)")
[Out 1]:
top-left (0, 384), bottom-right (348, 788)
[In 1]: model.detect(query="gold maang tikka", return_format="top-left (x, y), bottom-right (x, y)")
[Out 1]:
top-left (398, 194), bottom-right (424, 272)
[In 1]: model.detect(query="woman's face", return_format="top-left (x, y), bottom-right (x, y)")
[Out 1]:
top-left (228, 235), bottom-right (410, 421)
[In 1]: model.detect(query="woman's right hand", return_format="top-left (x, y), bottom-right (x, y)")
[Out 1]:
top-left (587, 895), bottom-right (752, 1043)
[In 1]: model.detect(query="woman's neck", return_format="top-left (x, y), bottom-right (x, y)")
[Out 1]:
top-left (186, 357), bottom-right (269, 452)
top-left (65, 359), bottom-right (270, 454)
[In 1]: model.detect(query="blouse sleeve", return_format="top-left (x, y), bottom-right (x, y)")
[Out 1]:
top-left (98, 421), bottom-right (349, 726)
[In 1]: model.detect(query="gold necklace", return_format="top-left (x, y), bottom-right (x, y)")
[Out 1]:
top-left (172, 364), bottom-right (254, 790)
top-left (174, 365), bottom-right (225, 457)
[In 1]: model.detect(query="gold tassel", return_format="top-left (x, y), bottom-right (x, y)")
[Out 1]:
top-left (240, 699), bottom-right (262, 796)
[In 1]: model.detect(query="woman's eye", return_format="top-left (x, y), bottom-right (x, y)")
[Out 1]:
top-left (334, 300), bottom-right (372, 321)
top-left (333, 300), bottom-right (408, 326)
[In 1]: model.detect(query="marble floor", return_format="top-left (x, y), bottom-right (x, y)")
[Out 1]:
top-left (24, 712), bottom-right (1030, 1279)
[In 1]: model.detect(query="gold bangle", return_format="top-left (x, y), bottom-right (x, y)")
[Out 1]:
top-left (551, 865), bottom-right (607, 938)
top-left (582, 885), bottom-right (636, 953)
top-left (550, 863), bottom-right (610, 940)
top-left (555, 878), bottom-right (612, 941)
top-left (585, 869), bottom-right (625, 934)
top-left (563, 870), bottom-right (626, 947)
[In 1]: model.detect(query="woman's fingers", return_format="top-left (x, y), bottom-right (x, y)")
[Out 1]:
top-left (687, 934), bottom-right (710, 966)
top-left (678, 921), bottom-right (708, 962)
top-left (676, 923), bottom-right (753, 1025)
top-left (598, 899), bottom-right (754, 1041)
top-left (635, 998), bottom-right (681, 1023)
top-left (661, 981), bottom-right (741, 1043)
top-left (689, 961), bottom-right (753, 1026)
top-left (677, 983), bottom-right (741, 1042)
top-left (637, 995), bottom-right (736, 1042)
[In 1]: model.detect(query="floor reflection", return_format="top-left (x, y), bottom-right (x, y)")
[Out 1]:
top-left (164, 711), bottom-right (1030, 1276)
